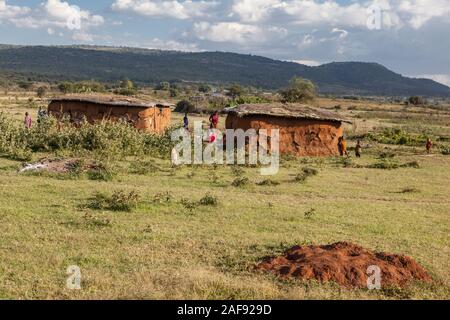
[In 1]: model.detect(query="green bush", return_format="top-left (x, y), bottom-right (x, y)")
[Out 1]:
top-left (367, 160), bottom-right (400, 170)
top-left (231, 177), bottom-right (250, 187)
top-left (199, 193), bottom-right (218, 206)
top-left (256, 179), bottom-right (280, 186)
top-left (441, 146), bottom-right (450, 155)
top-left (0, 112), bottom-right (176, 161)
top-left (295, 167), bottom-right (319, 182)
top-left (365, 128), bottom-right (427, 146)
top-left (86, 190), bottom-right (140, 212)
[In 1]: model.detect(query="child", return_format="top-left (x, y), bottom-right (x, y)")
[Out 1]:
top-left (24, 112), bottom-right (32, 129)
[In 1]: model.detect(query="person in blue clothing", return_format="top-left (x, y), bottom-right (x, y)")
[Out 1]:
top-left (183, 113), bottom-right (189, 131)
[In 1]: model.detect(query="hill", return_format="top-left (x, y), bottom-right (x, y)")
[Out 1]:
top-left (0, 45), bottom-right (449, 97)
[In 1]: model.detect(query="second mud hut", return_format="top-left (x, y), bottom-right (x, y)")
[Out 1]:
top-left (48, 95), bottom-right (172, 134)
top-left (225, 103), bottom-right (351, 156)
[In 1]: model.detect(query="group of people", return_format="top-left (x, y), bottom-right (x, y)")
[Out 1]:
top-left (183, 113), bottom-right (435, 155)
top-left (337, 136), bottom-right (362, 158)
top-left (183, 111), bottom-right (220, 143)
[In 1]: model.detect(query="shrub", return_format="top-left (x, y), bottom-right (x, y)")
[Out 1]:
top-left (295, 167), bottom-right (319, 182)
top-left (231, 166), bottom-right (245, 177)
top-left (180, 198), bottom-right (198, 213)
top-left (365, 128), bottom-right (426, 146)
top-left (0, 112), bottom-right (176, 161)
top-left (304, 208), bottom-right (316, 219)
top-left (199, 193), bottom-right (218, 206)
top-left (367, 160), bottom-right (399, 170)
top-left (231, 177), bottom-right (250, 187)
top-left (87, 165), bottom-right (115, 181)
top-left (86, 190), bottom-right (140, 212)
top-left (256, 179), bottom-right (280, 186)
top-left (441, 146), bottom-right (450, 155)
top-left (400, 161), bottom-right (420, 169)
top-left (153, 191), bottom-right (173, 204)
top-left (129, 159), bottom-right (160, 175)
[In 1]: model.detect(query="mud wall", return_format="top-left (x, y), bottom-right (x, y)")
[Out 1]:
top-left (48, 101), bottom-right (171, 134)
top-left (225, 114), bottom-right (343, 156)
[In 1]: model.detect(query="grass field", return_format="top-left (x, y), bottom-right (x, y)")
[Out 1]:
top-left (0, 93), bottom-right (449, 299)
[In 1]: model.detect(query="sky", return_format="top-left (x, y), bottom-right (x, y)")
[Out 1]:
top-left (0, 0), bottom-right (449, 86)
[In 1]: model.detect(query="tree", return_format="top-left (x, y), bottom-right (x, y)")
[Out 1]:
top-left (174, 100), bottom-right (196, 113)
top-left (226, 84), bottom-right (243, 100)
top-left (169, 88), bottom-right (179, 97)
top-left (408, 96), bottom-right (426, 106)
top-left (58, 82), bottom-right (74, 94)
top-left (156, 81), bottom-right (170, 91)
top-left (198, 84), bottom-right (211, 93)
top-left (120, 79), bottom-right (134, 90)
top-left (36, 86), bottom-right (47, 98)
top-left (279, 76), bottom-right (316, 103)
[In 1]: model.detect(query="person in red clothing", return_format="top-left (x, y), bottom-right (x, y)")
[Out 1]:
top-left (24, 112), bottom-right (32, 129)
top-left (426, 138), bottom-right (433, 154)
top-left (209, 111), bottom-right (219, 129)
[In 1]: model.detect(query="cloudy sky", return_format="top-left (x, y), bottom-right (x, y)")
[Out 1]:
top-left (0, 0), bottom-right (449, 86)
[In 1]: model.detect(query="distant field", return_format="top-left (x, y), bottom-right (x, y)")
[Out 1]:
top-left (0, 93), bottom-right (449, 299)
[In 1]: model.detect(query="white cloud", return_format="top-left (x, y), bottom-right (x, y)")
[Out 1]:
top-left (398, 0), bottom-right (450, 29)
top-left (146, 38), bottom-right (201, 51)
top-left (227, 0), bottom-right (449, 30)
top-left (0, 0), bottom-right (104, 33)
top-left (418, 74), bottom-right (450, 87)
top-left (44, 0), bottom-right (104, 30)
top-left (231, 0), bottom-right (282, 22)
top-left (72, 31), bottom-right (95, 42)
top-left (291, 59), bottom-right (321, 66)
top-left (193, 21), bottom-right (286, 44)
top-left (112, 0), bottom-right (218, 19)
top-left (0, 0), bottom-right (30, 21)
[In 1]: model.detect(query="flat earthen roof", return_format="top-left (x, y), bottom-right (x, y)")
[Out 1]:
top-left (226, 103), bottom-right (352, 123)
top-left (50, 94), bottom-right (172, 108)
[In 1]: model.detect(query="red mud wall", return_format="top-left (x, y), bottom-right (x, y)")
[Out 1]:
top-left (225, 114), bottom-right (343, 156)
top-left (48, 101), bottom-right (171, 134)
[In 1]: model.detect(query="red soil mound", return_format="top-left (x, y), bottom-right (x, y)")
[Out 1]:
top-left (256, 242), bottom-right (431, 288)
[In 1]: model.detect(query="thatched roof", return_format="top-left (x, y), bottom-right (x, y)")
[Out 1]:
top-left (50, 94), bottom-right (173, 108)
top-left (226, 103), bottom-right (352, 123)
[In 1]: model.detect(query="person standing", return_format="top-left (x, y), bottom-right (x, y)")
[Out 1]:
top-left (209, 111), bottom-right (219, 129)
top-left (355, 140), bottom-right (362, 158)
top-left (426, 138), bottom-right (433, 154)
top-left (338, 136), bottom-right (348, 156)
top-left (24, 112), bottom-right (32, 129)
top-left (183, 113), bottom-right (189, 131)
top-left (37, 106), bottom-right (47, 124)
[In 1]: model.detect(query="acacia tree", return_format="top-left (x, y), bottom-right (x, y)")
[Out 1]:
top-left (36, 86), bottom-right (47, 98)
top-left (226, 84), bottom-right (243, 100)
top-left (279, 76), bottom-right (316, 103)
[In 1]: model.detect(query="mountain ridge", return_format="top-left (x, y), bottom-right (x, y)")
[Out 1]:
top-left (0, 44), bottom-right (449, 97)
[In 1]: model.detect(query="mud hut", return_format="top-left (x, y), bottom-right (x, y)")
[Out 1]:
top-left (225, 103), bottom-right (351, 156)
top-left (48, 95), bottom-right (172, 134)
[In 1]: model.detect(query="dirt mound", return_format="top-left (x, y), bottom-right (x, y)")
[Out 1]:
top-left (256, 242), bottom-right (431, 288)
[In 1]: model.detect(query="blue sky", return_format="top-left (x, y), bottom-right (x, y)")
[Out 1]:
top-left (1, 0), bottom-right (450, 86)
